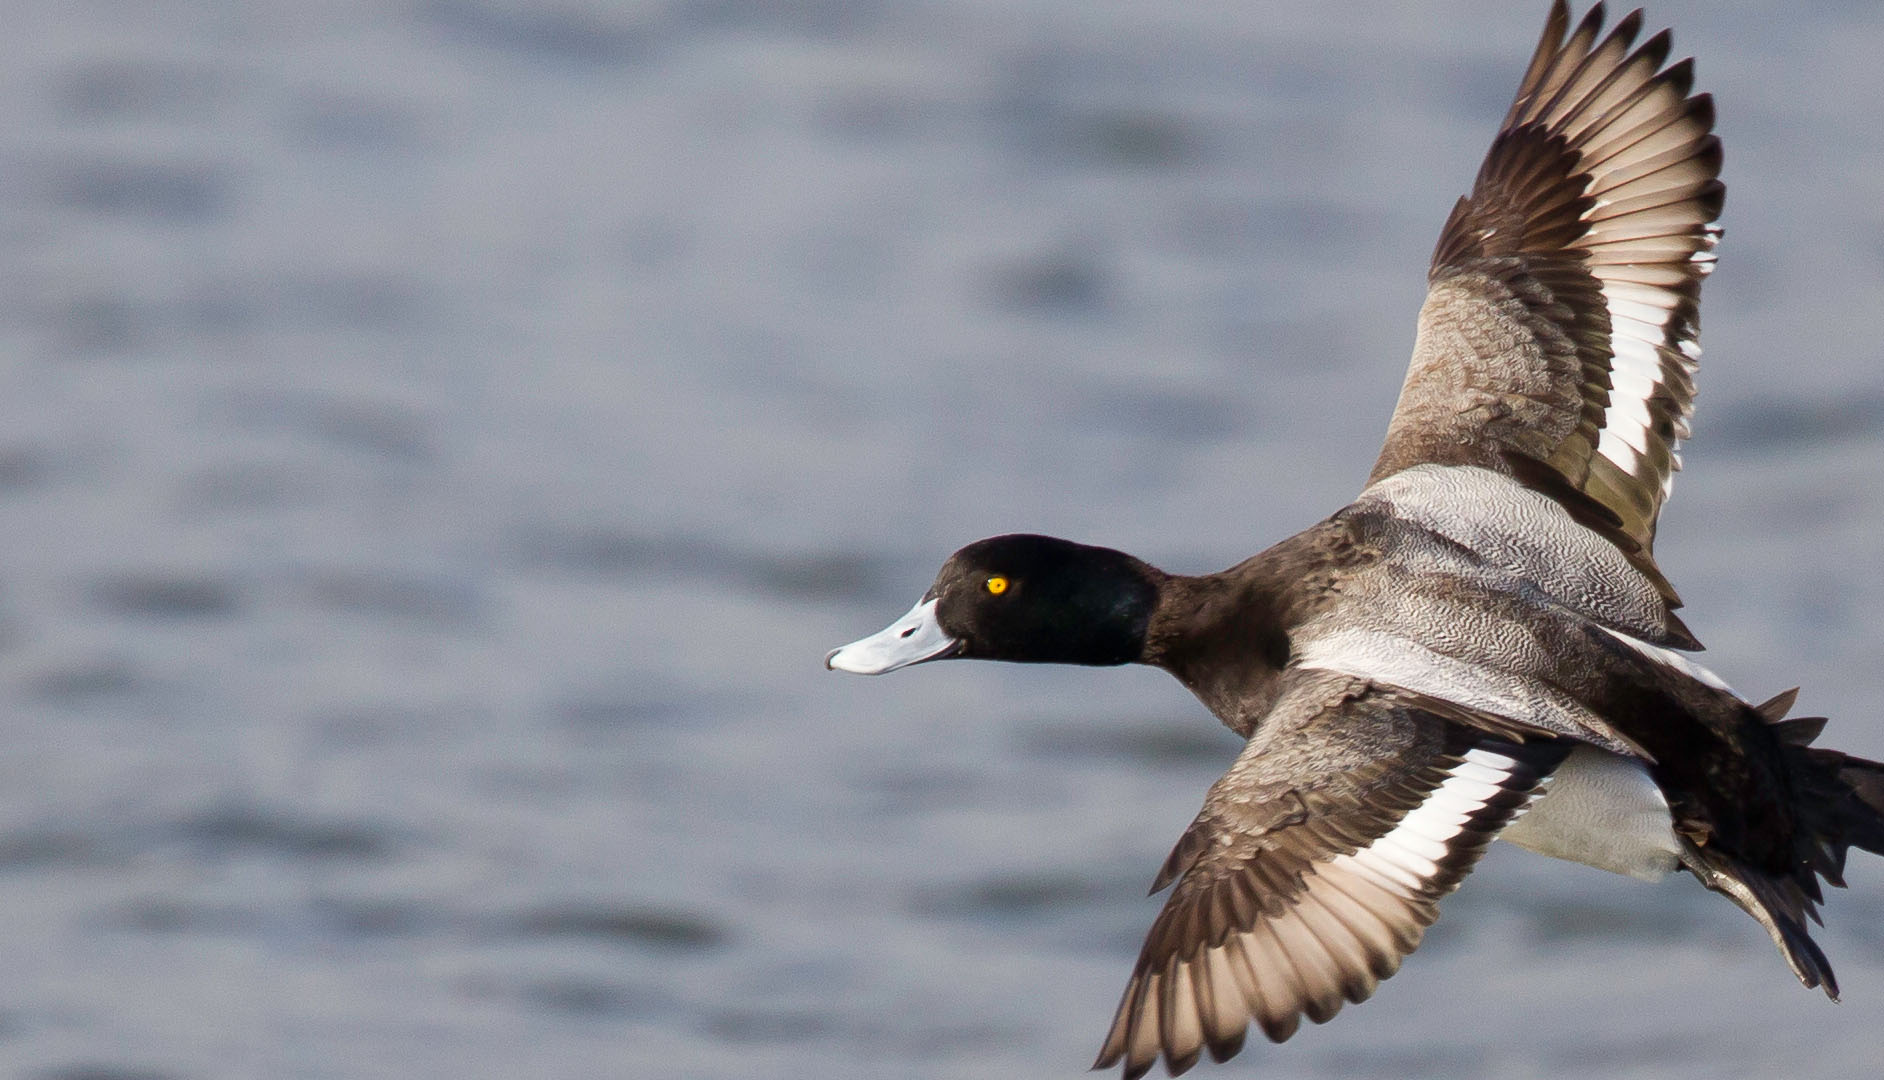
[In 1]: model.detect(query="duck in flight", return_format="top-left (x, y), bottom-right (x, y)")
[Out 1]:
top-left (826, 3), bottom-right (1884, 1076)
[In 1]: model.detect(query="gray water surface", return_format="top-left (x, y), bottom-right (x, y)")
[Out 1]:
top-left (1, 2), bottom-right (1882, 1078)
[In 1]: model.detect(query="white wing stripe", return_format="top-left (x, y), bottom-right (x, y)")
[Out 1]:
top-left (1608, 310), bottom-right (1676, 343)
top-left (1604, 393), bottom-right (1655, 455)
top-left (1593, 252), bottom-right (1695, 478)
top-left (1610, 333), bottom-right (1663, 363)
top-left (1379, 830), bottom-right (1451, 864)
top-left (1599, 278), bottom-right (1680, 308)
top-left (1605, 296), bottom-right (1679, 325)
top-left (1342, 850), bottom-right (1424, 895)
top-left (1609, 366), bottom-right (1659, 401)
top-left (1329, 748), bottom-right (1525, 894)
top-left (1596, 430), bottom-right (1649, 484)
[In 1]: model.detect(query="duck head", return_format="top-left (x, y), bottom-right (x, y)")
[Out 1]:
top-left (825, 534), bottom-right (1162, 674)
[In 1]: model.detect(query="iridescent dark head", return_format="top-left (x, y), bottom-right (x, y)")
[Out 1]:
top-left (826, 534), bottom-right (1161, 674)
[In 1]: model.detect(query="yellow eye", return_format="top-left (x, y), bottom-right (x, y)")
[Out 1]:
top-left (985, 576), bottom-right (1009, 595)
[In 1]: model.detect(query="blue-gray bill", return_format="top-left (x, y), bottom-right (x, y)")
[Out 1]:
top-left (825, 598), bottom-right (958, 674)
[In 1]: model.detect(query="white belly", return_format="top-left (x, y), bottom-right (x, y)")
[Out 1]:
top-left (1500, 745), bottom-right (1682, 882)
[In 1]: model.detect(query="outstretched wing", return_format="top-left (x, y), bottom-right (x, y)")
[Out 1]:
top-left (1369, 1), bottom-right (1722, 571)
top-left (1093, 670), bottom-right (1566, 1079)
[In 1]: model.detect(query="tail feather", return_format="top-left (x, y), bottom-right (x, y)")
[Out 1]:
top-left (1687, 690), bottom-right (1884, 998)
top-left (1763, 692), bottom-right (1884, 878)
top-left (1773, 715), bottom-right (1829, 746)
top-left (1752, 688), bottom-right (1884, 871)
top-left (1805, 749), bottom-right (1884, 873)
top-left (1678, 836), bottom-right (1838, 998)
top-left (1754, 688), bottom-right (1799, 722)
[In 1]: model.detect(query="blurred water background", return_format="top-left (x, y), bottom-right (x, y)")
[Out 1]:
top-left (0, 1), bottom-right (1881, 1078)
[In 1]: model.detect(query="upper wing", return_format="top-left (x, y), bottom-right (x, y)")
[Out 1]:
top-left (1369, 1), bottom-right (1722, 567)
top-left (1093, 670), bottom-right (1566, 1079)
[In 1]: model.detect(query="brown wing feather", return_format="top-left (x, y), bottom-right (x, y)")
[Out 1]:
top-left (1093, 671), bottom-right (1566, 1078)
top-left (1370, 1), bottom-right (1722, 575)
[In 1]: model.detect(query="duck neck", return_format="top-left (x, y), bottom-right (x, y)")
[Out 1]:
top-left (1139, 571), bottom-right (1292, 738)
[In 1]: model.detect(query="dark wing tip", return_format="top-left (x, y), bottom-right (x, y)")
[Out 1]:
top-left (1204, 1027), bottom-right (1246, 1064)
top-left (1574, 2), bottom-right (1610, 42)
top-left (1661, 54), bottom-right (1696, 97)
top-left (1634, 26), bottom-right (1673, 71)
top-left (1609, 7), bottom-right (1644, 47)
